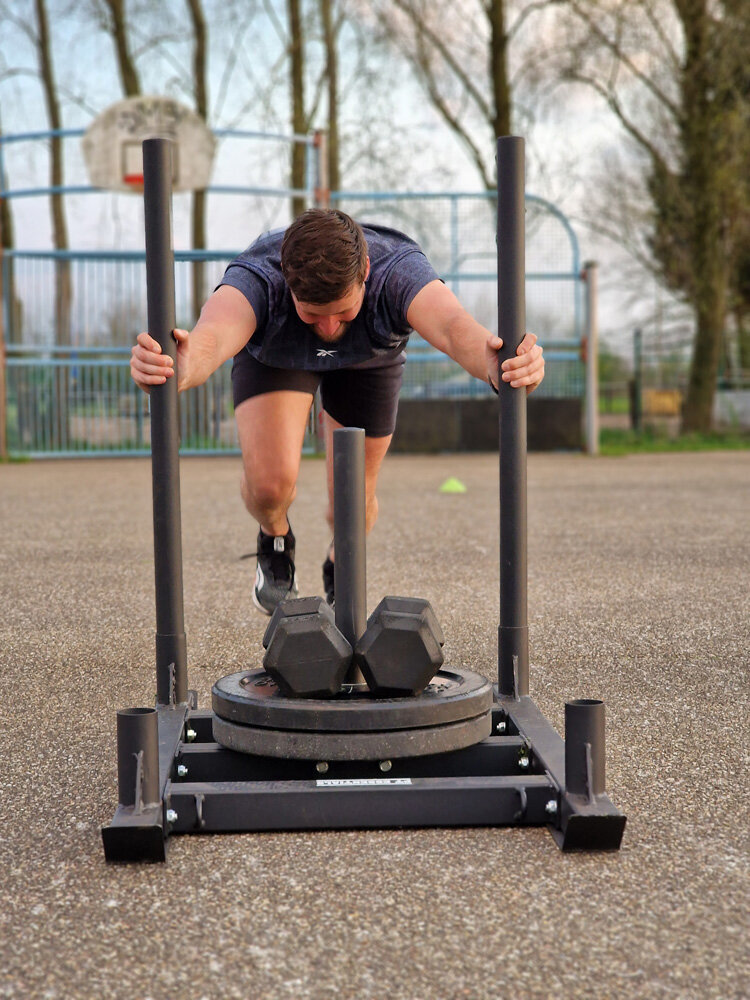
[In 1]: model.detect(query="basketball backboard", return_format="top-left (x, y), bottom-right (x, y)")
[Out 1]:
top-left (82, 96), bottom-right (216, 193)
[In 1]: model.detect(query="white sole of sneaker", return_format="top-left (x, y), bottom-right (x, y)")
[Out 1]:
top-left (252, 587), bottom-right (273, 616)
top-left (252, 566), bottom-right (299, 616)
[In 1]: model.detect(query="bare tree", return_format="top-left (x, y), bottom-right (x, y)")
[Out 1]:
top-left (32, 0), bottom-right (72, 445)
top-left (357, 0), bottom-right (549, 190)
top-left (284, 0), bottom-right (339, 216)
top-left (555, 0), bottom-right (749, 431)
top-left (0, 108), bottom-right (15, 458)
top-left (0, 106), bottom-right (22, 345)
top-left (92, 0), bottom-right (211, 318)
top-left (319, 0), bottom-right (340, 193)
top-left (99, 0), bottom-right (141, 95)
top-left (186, 0), bottom-right (209, 318)
top-left (34, 0), bottom-right (71, 336)
top-left (288, 0), bottom-right (308, 217)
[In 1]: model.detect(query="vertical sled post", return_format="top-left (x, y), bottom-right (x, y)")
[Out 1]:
top-left (143, 137), bottom-right (188, 706)
top-left (496, 135), bottom-right (528, 698)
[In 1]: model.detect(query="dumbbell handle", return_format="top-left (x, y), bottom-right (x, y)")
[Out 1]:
top-left (332, 428), bottom-right (367, 685)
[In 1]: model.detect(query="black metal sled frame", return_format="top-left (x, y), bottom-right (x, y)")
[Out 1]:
top-left (102, 137), bottom-right (626, 863)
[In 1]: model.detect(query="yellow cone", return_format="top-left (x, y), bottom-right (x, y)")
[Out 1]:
top-left (439, 477), bottom-right (467, 494)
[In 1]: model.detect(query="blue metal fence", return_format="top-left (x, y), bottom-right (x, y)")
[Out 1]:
top-left (333, 190), bottom-right (584, 400)
top-left (1, 128), bottom-right (585, 458)
top-left (4, 344), bottom-right (242, 458)
top-left (1, 238), bottom-right (583, 457)
top-left (2, 249), bottom-right (235, 347)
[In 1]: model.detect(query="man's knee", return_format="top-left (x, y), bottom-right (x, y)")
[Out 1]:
top-left (241, 467), bottom-right (297, 513)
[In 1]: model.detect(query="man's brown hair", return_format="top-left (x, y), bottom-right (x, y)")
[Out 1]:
top-left (281, 208), bottom-right (368, 304)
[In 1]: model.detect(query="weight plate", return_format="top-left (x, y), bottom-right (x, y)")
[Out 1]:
top-left (212, 666), bottom-right (492, 733)
top-left (212, 709), bottom-right (492, 761)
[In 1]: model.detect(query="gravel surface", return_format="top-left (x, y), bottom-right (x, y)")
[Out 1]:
top-left (1, 451), bottom-right (748, 1000)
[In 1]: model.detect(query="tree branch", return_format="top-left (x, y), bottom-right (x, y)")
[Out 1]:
top-left (640, 0), bottom-right (681, 74)
top-left (412, 26), bottom-right (493, 188)
top-left (388, 0), bottom-right (491, 120)
top-left (565, 67), bottom-right (670, 172)
top-left (507, 0), bottom-right (565, 42)
top-left (566, 0), bottom-right (681, 120)
top-left (263, 0), bottom-right (288, 45)
top-left (212, 23), bottom-right (251, 123)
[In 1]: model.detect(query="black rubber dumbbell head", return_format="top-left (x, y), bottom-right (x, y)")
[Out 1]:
top-left (263, 597), bottom-right (352, 698)
top-left (368, 596), bottom-right (445, 647)
top-left (263, 596), bottom-right (334, 649)
top-left (356, 596), bottom-right (445, 697)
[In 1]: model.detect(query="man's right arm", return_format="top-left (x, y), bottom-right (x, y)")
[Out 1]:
top-left (130, 285), bottom-right (257, 393)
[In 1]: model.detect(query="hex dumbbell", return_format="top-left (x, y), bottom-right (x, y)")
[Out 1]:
top-left (263, 596), bottom-right (353, 698)
top-left (356, 596), bottom-right (445, 696)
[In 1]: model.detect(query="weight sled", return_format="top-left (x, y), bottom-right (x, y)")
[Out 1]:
top-left (101, 136), bottom-right (626, 862)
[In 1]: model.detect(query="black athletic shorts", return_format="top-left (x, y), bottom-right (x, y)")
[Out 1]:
top-left (231, 349), bottom-right (406, 438)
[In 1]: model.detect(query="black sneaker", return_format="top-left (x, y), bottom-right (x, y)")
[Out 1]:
top-left (252, 525), bottom-right (298, 615)
top-left (322, 550), bottom-right (335, 607)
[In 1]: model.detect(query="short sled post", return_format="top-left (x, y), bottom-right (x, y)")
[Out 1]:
top-left (333, 427), bottom-right (368, 686)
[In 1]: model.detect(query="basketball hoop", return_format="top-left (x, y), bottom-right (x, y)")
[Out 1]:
top-left (82, 96), bottom-right (215, 194)
top-left (122, 141), bottom-right (145, 192)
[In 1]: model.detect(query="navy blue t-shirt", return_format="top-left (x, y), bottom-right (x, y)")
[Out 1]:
top-left (218, 224), bottom-right (439, 371)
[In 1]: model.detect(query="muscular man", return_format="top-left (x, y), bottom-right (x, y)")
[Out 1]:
top-left (131, 208), bottom-right (545, 614)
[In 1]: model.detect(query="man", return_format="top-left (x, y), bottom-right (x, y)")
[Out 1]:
top-left (130, 208), bottom-right (545, 614)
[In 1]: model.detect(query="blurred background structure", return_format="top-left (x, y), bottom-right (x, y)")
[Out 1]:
top-left (0, 125), bottom-right (586, 456)
top-left (1, 0), bottom-right (748, 458)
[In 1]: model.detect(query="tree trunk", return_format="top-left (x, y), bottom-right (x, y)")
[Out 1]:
top-left (683, 271), bottom-right (726, 430)
top-left (487, 0), bottom-right (511, 140)
top-left (35, 0), bottom-right (71, 449)
top-left (678, 0), bottom-right (727, 432)
top-left (187, 0), bottom-right (209, 322)
top-left (288, 0), bottom-right (307, 218)
top-left (736, 307), bottom-right (750, 373)
top-left (103, 0), bottom-right (141, 96)
top-left (320, 0), bottom-right (340, 193)
top-left (0, 122), bottom-right (10, 457)
top-left (0, 116), bottom-right (21, 344)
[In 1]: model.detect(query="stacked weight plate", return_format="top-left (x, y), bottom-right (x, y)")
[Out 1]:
top-left (211, 666), bottom-right (493, 760)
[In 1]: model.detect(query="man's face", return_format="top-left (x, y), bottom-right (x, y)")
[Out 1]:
top-left (291, 282), bottom-right (366, 343)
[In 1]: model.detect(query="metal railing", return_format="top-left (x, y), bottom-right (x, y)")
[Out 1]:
top-left (0, 127), bottom-right (319, 204)
top-left (3, 338), bottom-right (582, 458)
top-left (334, 189), bottom-right (585, 401)
top-left (4, 345), bottom-right (244, 457)
top-left (0, 128), bottom-right (587, 457)
top-left (1, 249), bottom-right (236, 347)
top-left (0, 245), bottom-right (584, 457)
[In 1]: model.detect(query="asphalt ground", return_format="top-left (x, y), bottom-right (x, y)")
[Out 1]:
top-left (1, 450), bottom-right (748, 1000)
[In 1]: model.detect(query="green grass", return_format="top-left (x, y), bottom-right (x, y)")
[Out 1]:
top-left (599, 427), bottom-right (750, 456)
top-left (599, 395), bottom-right (631, 415)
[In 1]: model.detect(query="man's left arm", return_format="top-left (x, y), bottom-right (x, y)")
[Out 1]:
top-left (406, 279), bottom-right (545, 393)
